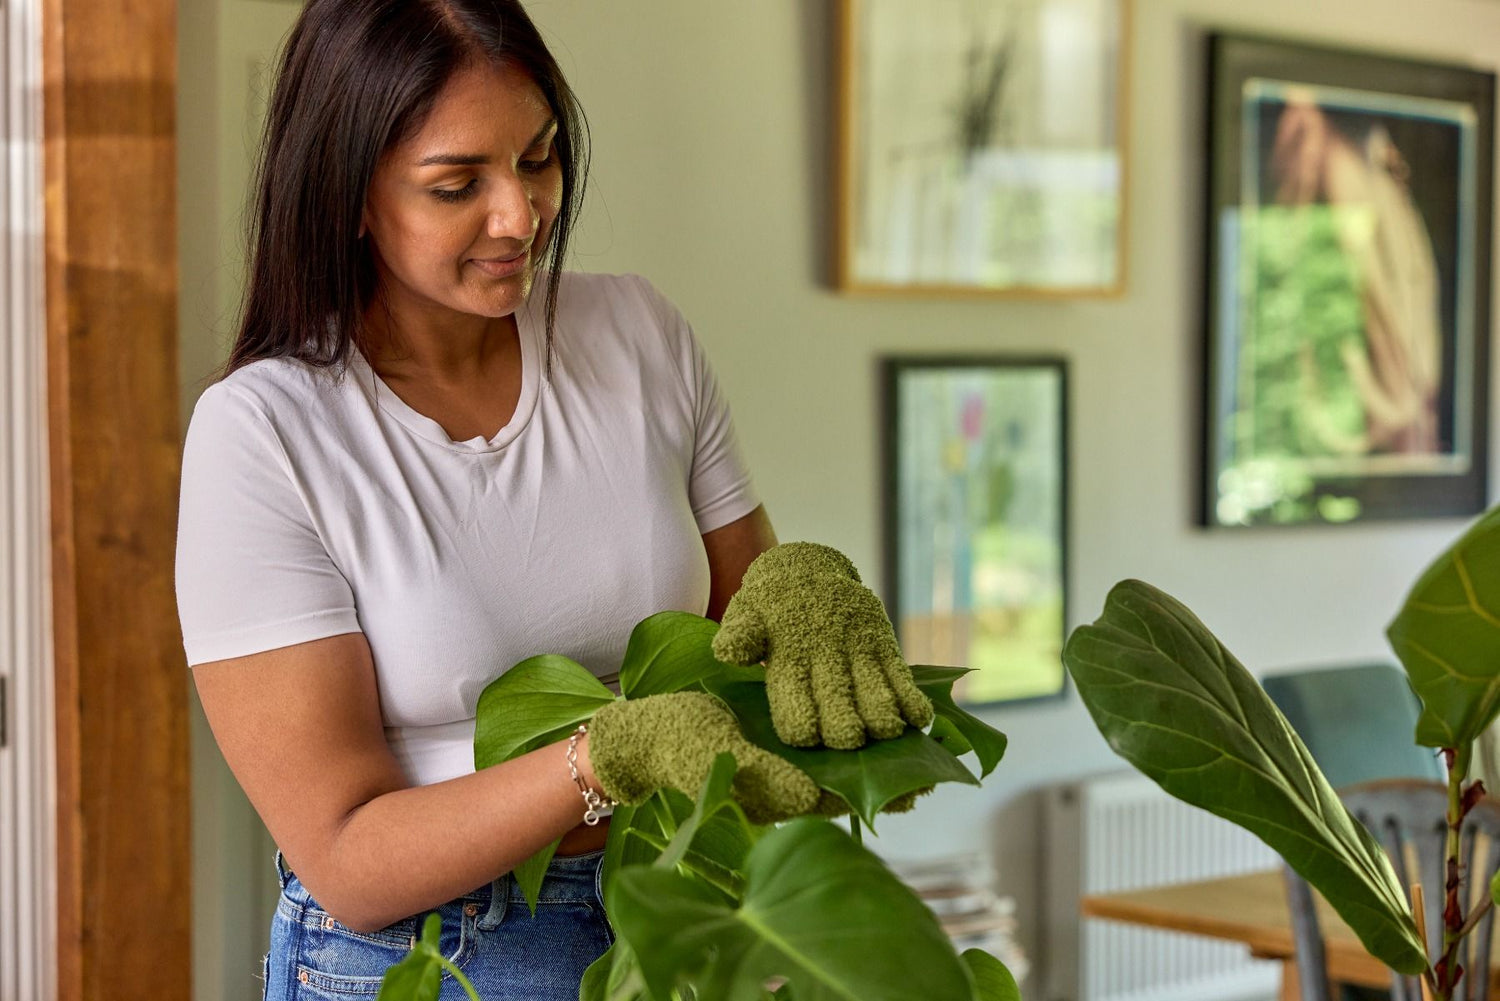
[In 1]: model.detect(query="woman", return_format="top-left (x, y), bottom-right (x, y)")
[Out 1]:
top-left (176, 2), bottom-right (926, 998)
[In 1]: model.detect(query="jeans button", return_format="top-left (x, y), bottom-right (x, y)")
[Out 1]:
top-left (464, 903), bottom-right (480, 917)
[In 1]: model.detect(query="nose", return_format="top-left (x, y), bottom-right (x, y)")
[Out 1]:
top-left (486, 174), bottom-right (539, 243)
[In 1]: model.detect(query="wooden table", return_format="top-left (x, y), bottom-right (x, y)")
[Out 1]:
top-left (1081, 869), bottom-right (1500, 1000)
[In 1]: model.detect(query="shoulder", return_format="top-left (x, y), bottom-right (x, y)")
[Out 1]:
top-left (548, 270), bottom-right (678, 328)
top-left (200, 356), bottom-right (362, 422)
top-left (187, 357), bottom-right (363, 457)
top-left (547, 270), bottom-right (693, 357)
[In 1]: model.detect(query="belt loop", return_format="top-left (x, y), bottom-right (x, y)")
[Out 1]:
top-left (478, 874), bottom-right (509, 931)
top-left (274, 850), bottom-right (293, 890)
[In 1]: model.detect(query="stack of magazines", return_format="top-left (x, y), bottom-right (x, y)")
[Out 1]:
top-left (890, 852), bottom-right (1029, 985)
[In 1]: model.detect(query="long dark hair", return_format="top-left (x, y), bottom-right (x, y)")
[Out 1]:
top-left (224, 0), bottom-right (589, 375)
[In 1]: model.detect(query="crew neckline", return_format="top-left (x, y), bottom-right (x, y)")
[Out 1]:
top-left (352, 303), bottom-right (541, 454)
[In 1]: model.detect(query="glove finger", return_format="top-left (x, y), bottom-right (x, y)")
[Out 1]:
top-left (765, 656), bottom-right (821, 748)
top-left (879, 786), bottom-right (933, 815)
top-left (728, 740), bottom-right (821, 824)
top-left (808, 657), bottom-right (867, 750)
top-left (849, 648), bottom-right (906, 741)
top-left (875, 641), bottom-right (935, 730)
top-left (814, 789), bottom-right (853, 818)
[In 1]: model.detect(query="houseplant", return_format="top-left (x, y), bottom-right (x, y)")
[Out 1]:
top-left (1063, 504), bottom-right (1500, 1000)
top-left (377, 610), bottom-right (1022, 1001)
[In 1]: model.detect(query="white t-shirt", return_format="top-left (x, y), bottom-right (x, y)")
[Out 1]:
top-left (175, 272), bottom-right (760, 785)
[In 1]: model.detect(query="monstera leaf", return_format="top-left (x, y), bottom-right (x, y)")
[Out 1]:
top-left (619, 611), bottom-right (725, 698)
top-left (1064, 579), bottom-right (1427, 975)
top-left (963, 949), bottom-right (1021, 1001)
top-left (715, 681), bottom-right (979, 828)
top-left (910, 665), bottom-right (1008, 778)
top-left (1387, 506), bottom-right (1500, 748)
top-left (607, 818), bottom-right (977, 1001)
top-left (473, 655), bottom-right (615, 912)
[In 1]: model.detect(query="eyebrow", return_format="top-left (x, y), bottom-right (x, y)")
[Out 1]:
top-left (415, 117), bottom-right (558, 167)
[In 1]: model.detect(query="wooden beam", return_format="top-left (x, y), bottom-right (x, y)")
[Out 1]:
top-left (43, 0), bottom-right (189, 997)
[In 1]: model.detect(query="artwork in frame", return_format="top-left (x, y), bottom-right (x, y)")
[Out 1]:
top-left (1203, 34), bottom-right (1494, 528)
top-left (881, 358), bottom-right (1068, 706)
top-left (835, 0), bottom-right (1129, 296)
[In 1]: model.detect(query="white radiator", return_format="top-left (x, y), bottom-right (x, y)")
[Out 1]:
top-left (1042, 771), bottom-right (1281, 1001)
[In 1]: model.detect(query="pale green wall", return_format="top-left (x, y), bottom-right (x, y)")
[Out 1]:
top-left (178, 2), bottom-right (301, 998)
top-left (178, 1), bottom-right (1500, 997)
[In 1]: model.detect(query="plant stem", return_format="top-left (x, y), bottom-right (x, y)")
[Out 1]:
top-left (849, 815), bottom-right (863, 847)
top-left (651, 794), bottom-right (679, 840)
top-left (439, 956), bottom-right (483, 1001)
top-left (1434, 743), bottom-right (1475, 1001)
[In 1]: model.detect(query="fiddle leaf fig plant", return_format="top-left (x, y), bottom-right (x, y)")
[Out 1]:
top-left (1386, 503), bottom-right (1500, 749)
top-left (383, 609), bottom-right (1017, 1001)
top-left (1065, 503), bottom-right (1500, 1000)
top-left (1063, 580), bottom-right (1426, 974)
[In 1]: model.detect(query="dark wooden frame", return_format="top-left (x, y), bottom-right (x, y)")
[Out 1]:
top-left (44, 0), bottom-right (190, 997)
top-left (880, 356), bottom-right (1069, 708)
top-left (1202, 33), bottom-right (1495, 528)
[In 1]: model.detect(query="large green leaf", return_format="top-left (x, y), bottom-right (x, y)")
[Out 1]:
top-left (910, 665), bottom-right (1008, 778)
top-left (962, 949), bottom-right (1020, 1001)
top-left (619, 612), bottom-right (724, 698)
top-left (656, 753), bottom-right (741, 872)
top-left (376, 914), bottom-right (479, 1001)
top-left (1063, 579), bottom-right (1427, 975)
top-left (607, 818), bottom-right (971, 1001)
top-left (602, 790), bottom-right (750, 905)
top-left (473, 654), bottom-right (616, 769)
top-left (473, 654), bottom-right (615, 912)
top-left (1386, 506), bottom-right (1500, 747)
top-left (376, 952), bottom-right (441, 1001)
top-left (580, 939), bottom-right (648, 1001)
top-left (601, 801), bottom-right (659, 907)
top-left (715, 681), bottom-right (978, 828)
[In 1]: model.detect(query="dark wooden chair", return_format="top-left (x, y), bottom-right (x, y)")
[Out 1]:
top-left (1284, 778), bottom-right (1500, 1001)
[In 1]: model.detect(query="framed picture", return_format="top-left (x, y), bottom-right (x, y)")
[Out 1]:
top-left (1203, 34), bottom-right (1495, 527)
top-left (881, 357), bottom-right (1068, 706)
top-left (835, 0), bottom-right (1129, 296)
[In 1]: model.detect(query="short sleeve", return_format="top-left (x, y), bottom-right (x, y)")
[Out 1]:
top-left (175, 382), bottom-right (361, 666)
top-left (632, 276), bottom-right (761, 534)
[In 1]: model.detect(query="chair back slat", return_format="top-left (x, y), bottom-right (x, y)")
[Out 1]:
top-left (1287, 780), bottom-right (1500, 1001)
top-left (1282, 866), bottom-right (1333, 1001)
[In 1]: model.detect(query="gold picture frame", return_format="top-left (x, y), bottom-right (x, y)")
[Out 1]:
top-left (835, 0), bottom-right (1131, 297)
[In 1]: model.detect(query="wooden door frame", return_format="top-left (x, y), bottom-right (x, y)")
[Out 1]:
top-left (43, 0), bottom-right (190, 996)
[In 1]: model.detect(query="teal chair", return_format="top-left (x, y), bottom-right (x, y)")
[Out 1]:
top-left (1263, 664), bottom-right (1444, 1001)
top-left (1262, 663), bottom-right (1443, 788)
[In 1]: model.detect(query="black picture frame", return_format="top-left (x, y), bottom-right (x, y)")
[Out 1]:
top-left (1202, 34), bottom-right (1494, 527)
top-left (880, 356), bottom-right (1069, 707)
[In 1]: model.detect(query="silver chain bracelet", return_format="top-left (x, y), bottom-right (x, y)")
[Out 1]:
top-left (566, 724), bottom-right (614, 826)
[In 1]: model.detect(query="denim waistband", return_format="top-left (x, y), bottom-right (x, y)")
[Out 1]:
top-left (274, 848), bottom-right (606, 921)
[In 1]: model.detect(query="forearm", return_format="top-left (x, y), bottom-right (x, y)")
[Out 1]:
top-left (293, 733), bottom-right (602, 933)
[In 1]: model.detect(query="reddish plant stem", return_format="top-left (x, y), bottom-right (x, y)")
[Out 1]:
top-left (1432, 746), bottom-right (1478, 1000)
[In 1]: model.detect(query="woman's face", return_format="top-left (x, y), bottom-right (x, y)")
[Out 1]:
top-left (362, 60), bottom-right (562, 327)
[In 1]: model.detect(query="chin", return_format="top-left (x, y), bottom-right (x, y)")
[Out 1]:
top-left (454, 279), bottom-right (532, 319)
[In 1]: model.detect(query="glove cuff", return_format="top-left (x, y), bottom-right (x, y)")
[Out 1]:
top-left (586, 699), bottom-right (654, 806)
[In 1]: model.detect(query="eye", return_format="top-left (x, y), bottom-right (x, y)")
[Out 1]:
top-left (519, 148), bottom-right (555, 174)
top-left (431, 179), bottom-right (478, 203)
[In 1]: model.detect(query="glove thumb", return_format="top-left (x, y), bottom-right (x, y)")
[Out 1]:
top-left (712, 595), bottom-right (769, 665)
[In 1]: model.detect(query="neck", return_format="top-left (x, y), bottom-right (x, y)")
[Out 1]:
top-left (361, 296), bottom-right (518, 385)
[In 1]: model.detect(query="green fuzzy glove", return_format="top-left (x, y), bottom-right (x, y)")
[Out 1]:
top-left (712, 542), bottom-right (935, 749)
top-left (588, 691), bottom-right (820, 825)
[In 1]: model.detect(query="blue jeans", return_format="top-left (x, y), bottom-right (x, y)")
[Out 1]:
top-left (264, 851), bottom-right (613, 1001)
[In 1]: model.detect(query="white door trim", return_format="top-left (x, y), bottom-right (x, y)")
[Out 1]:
top-left (1, 0), bottom-right (57, 997)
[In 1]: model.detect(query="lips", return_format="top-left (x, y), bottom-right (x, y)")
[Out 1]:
top-left (470, 251), bottom-right (528, 278)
